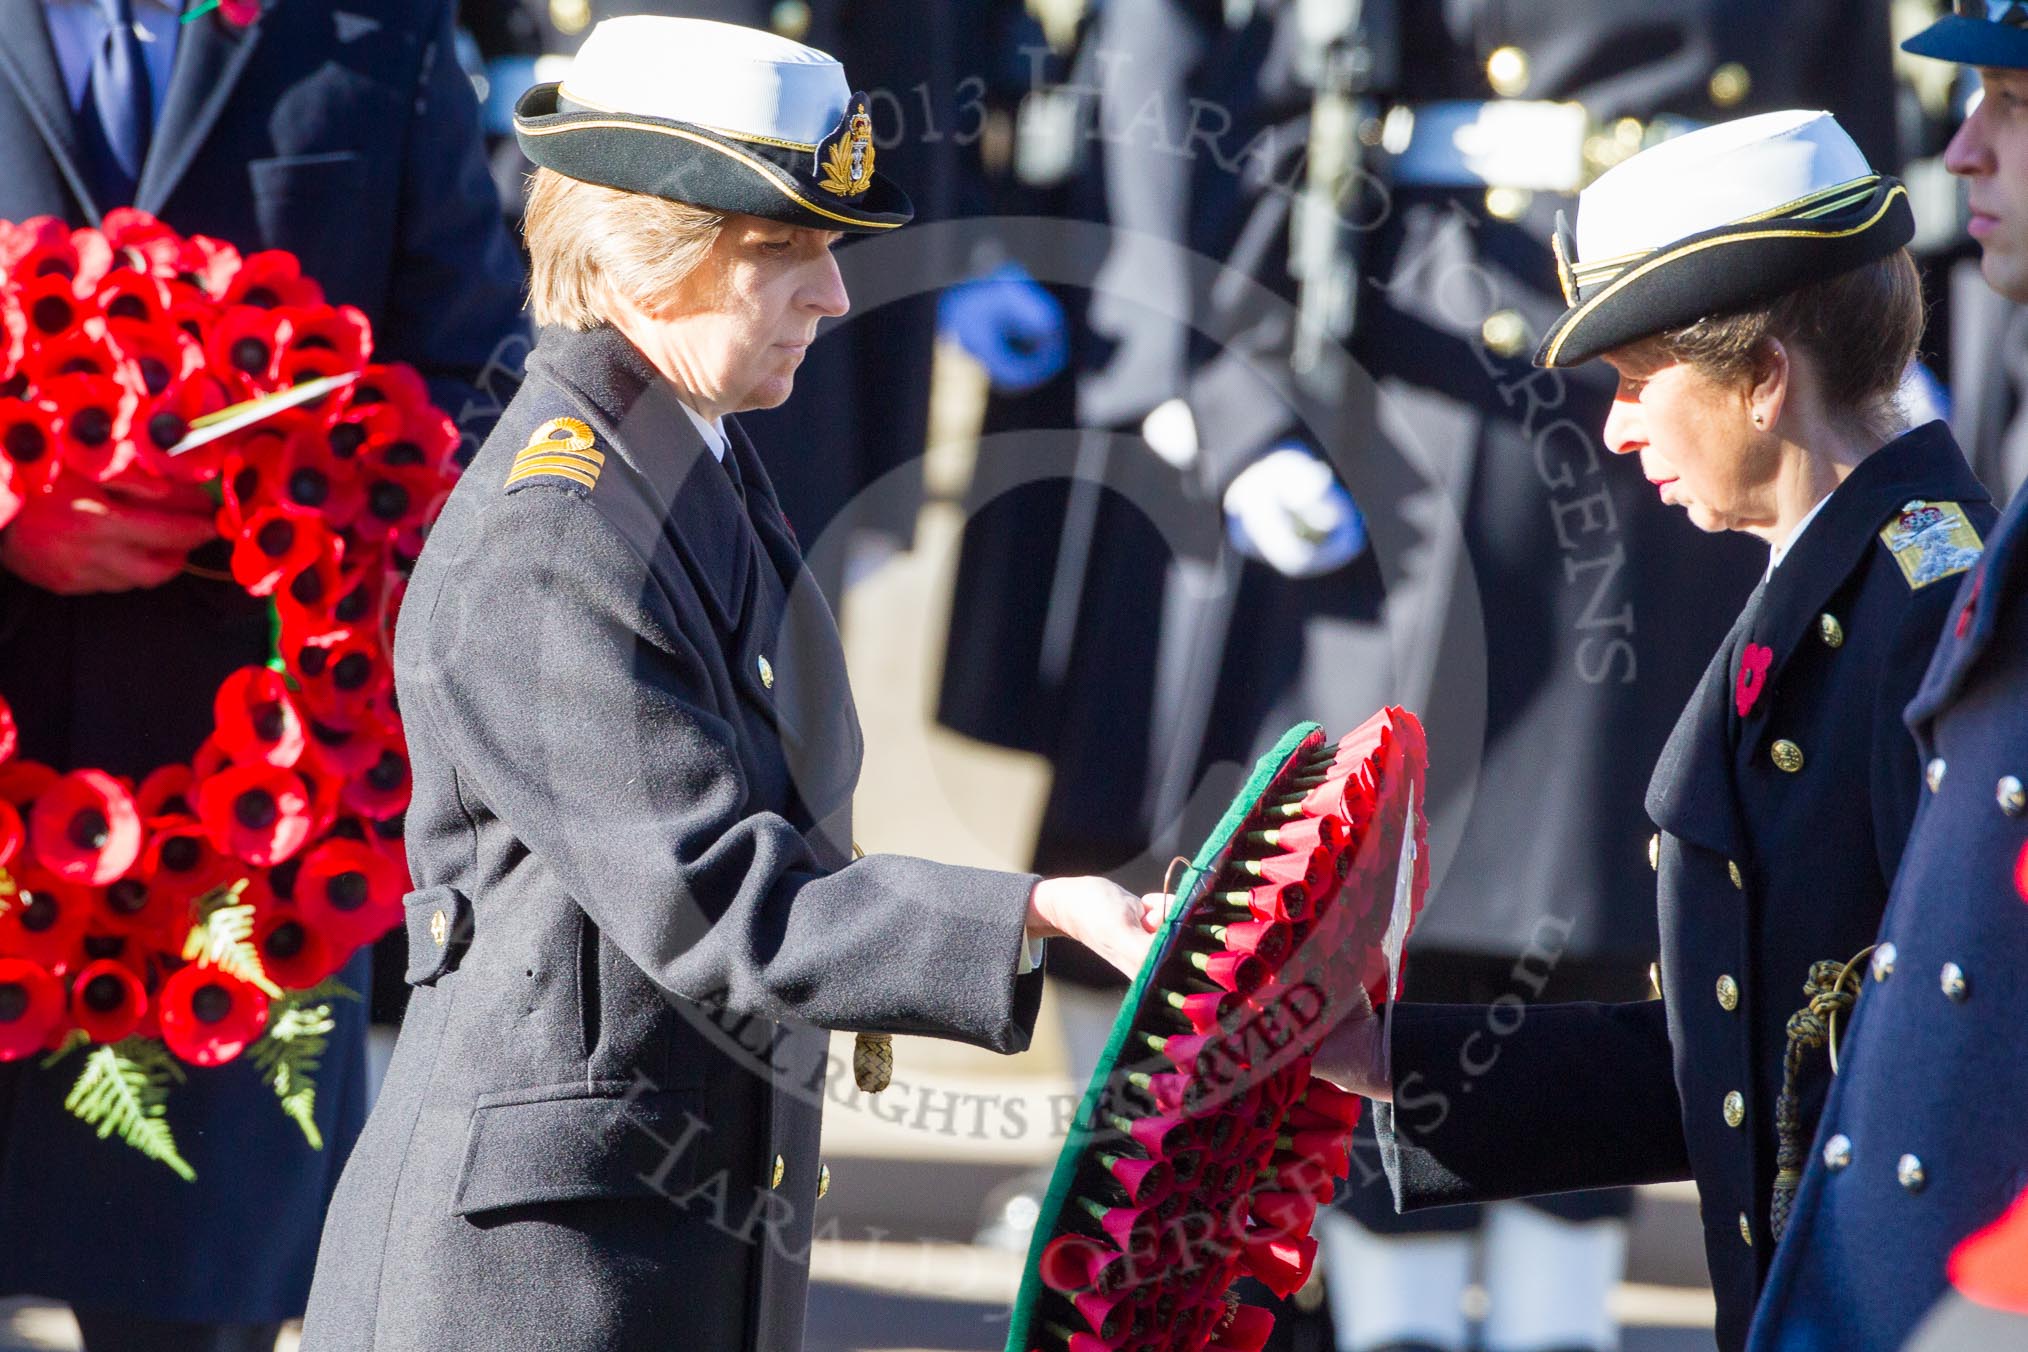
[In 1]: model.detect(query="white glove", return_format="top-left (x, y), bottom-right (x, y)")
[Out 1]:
top-left (1222, 445), bottom-right (1367, 578)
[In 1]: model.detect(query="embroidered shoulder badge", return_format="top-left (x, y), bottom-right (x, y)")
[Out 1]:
top-left (817, 94), bottom-right (876, 199)
top-left (505, 416), bottom-right (603, 493)
top-left (1878, 499), bottom-right (1984, 590)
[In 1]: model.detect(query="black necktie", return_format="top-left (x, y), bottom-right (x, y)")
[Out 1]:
top-left (80, 0), bottom-right (152, 207)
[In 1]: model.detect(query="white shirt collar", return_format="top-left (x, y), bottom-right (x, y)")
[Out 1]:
top-left (1766, 493), bottom-right (1834, 579)
top-left (676, 400), bottom-right (728, 463)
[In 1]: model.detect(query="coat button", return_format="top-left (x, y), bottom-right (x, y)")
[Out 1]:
top-left (1941, 962), bottom-right (1969, 1002)
top-left (770, 1154), bottom-right (786, 1189)
top-left (758, 654), bottom-right (775, 689)
top-left (1738, 1212), bottom-right (1753, 1246)
top-left (1727, 859), bottom-right (1744, 890)
top-left (1486, 46), bottom-right (1530, 96)
top-left (429, 908), bottom-right (448, 947)
top-left (1897, 1154), bottom-right (1927, 1192)
top-left (1723, 1091), bottom-right (1745, 1128)
top-left (1817, 613), bottom-right (1844, 648)
top-left (1716, 974), bottom-right (1740, 1011)
top-left (817, 1163), bottom-right (831, 1200)
top-left (1872, 943), bottom-right (1897, 982)
top-left (1648, 833), bottom-right (1660, 872)
top-left (1481, 309), bottom-right (1529, 356)
top-left (1999, 776), bottom-right (2025, 816)
top-left (1708, 62), bottom-right (1752, 107)
top-left (1772, 740), bottom-right (1804, 773)
top-left (1926, 757), bottom-right (1946, 793)
top-left (1823, 1133), bottom-right (1853, 1171)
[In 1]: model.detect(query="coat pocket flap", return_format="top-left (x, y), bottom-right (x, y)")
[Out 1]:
top-left (452, 1083), bottom-right (709, 1218)
top-left (404, 885), bottom-right (472, 986)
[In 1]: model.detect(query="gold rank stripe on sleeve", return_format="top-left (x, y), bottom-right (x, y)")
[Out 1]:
top-left (1878, 500), bottom-right (1985, 590)
top-left (505, 416), bottom-right (605, 491)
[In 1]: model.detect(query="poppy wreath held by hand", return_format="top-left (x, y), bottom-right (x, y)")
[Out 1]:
top-left (0, 210), bottom-right (460, 1179)
top-left (1007, 710), bottom-right (1430, 1352)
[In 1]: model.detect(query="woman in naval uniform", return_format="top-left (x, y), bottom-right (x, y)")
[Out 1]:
top-left (298, 17), bottom-right (1156, 1352)
top-left (1315, 110), bottom-right (2000, 1352)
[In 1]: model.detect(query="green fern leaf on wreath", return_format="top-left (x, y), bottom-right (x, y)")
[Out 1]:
top-left (249, 980), bottom-right (358, 1150)
top-left (62, 1040), bottom-right (196, 1181)
top-left (180, 879), bottom-right (281, 998)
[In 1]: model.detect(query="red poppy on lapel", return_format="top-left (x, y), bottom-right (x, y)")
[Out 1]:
top-left (1736, 642), bottom-right (1773, 718)
top-left (1948, 1184), bottom-right (2028, 1314)
top-left (218, 0), bottom-right (261, 27)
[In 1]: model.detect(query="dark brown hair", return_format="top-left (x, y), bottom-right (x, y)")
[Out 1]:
top-left (1650, 247), bottom-right (1925, 439)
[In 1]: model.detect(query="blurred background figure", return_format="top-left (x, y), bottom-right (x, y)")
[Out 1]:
top-left (0, 2), bottom-right (526, 1350)
top-left (931, 4), bottom-right (1910, 1352)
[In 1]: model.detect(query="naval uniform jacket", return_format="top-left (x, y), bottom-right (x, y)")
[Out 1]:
top-left (1370, 422), bottom-right (1996, 1352)
top-left (300, 323), bottom-right (1044, 1352)
top-left (1747, 443), bottom-right (2028, 1350)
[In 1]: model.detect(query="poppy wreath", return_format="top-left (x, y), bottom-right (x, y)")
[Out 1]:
top-left (1006, 710), bottom-right (1430, 1352)
top-left (0, 210), bottom-right (460, 1179)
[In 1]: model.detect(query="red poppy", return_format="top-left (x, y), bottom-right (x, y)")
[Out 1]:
top-left (95, 866), bottom-right (188, 947)
top-left (0, 801), bottom-right (22, 870)
top-left (0, 759), bottom-right (56, 810)
top-left (173, 233), bottom-right (242, 299)
top-left (70, 958), bottom-right (147, 1043)
top-left (1238, 1231), bottom-right (1315, 1299)
top-left (252, 909), bottom-right (336, 990)
top-left (1205, 1304), bottom-right (1274, 1352)
top-left (135, 767), bottom-right (196, 822)
top-left (348, 363), bottom-right (431, 420)
top-left (28, 769), bottom-right (143, 884)
top-left (1736, 642), bottom-right (1773, 718)
top-left (294, 837), bottom-right (403, 948)
top-left (213, 666), bottom-right (307, 770)
top-left (1950, 1185), bottom-right (2028, 1314)
top-left (39, 373), bottom-right (137, 481)
top-left (217, 0), bottom-right (261, 24)
top-left (24, 326), bottom-right (119, 384)
top-left (230, 506), bottom-right (327, 596)
top-left (297, 712), bottom-right (384, 778)
top-left (341, 734), bottom-right (410, 821)
top-left (352, 453), bottom-right (443, 544)
top-left (278, 304), bottom-right (371, 376)
top-left (292, 629), bottom-right (391, 726)
top-left (142, 819), bottom-right (230, 907)
top-left (0, 868), bottom-right (92, 968)
top-left (274, 537), bottom-right (348, 640)
top-left (216, 426), bottom-right (294, 532)
top-left (223, 250), bottom-right (321, 311)
top-left (0, 957), bottom-right (65, 1061)
top-left (322, 395), bottom-right (404, 464)
top-left (7, 219), bottom-right (83, 285)
top-left (206, 305), bottom-right (292, 396)
top-left (0, 293), bottom-right (25, 379)
top-left (99, 209), bottom-right (184, 276)
top-left (194, 762), bottom-right (313, 865)
top-left (157, 963), bottom-right (269, 1066)
top-left (132, 371), bottom-right (230, 479)
top-left (95, 270), bottom-right (174, 328)
top-left (273, 432), bottom-right (367, 533)
top-left (107, 314), bottom-right (204, 396)
top-left (189, 736), bottom-right (231, 784)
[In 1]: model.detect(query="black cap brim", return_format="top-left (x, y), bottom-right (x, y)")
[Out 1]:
top-left (513, 84), bottom-right (913, 233)
top-left (1533, 179), bottom-right (1914, 368)
top-left (1902, 15), bottom-right (2028, 69)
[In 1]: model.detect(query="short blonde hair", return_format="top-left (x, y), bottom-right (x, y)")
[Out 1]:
top-left (522, 168), bottom-right (726, 329)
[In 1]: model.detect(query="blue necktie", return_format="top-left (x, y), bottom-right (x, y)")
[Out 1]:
top-left (80, 0), bottom-right (152, 207)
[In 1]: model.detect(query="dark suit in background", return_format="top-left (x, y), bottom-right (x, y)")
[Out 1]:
top-left (0, 0), bottom-right (526, 1344)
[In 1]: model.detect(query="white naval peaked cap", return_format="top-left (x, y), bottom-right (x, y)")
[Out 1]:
top-left (560, 16), bottom-right (850, 146)
top-left (1534, 108), bottom-right (1911, 368)
top-left (1574, 111), bottom-right (1871, 265)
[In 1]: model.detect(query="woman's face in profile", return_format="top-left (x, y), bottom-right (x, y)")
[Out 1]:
top-left (648, 215), bottom-right (850, 416)
top-left (1599, 343), bottom-right (1776, 535)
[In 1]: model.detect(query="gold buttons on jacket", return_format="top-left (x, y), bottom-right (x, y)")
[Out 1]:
top-left (1999, 775), bottom-right (2025, 816)
top-left (1481, 309), bottom-right (1529, 356)
top-left (1941, 962), bottom-right (1969, 1002)
top-left (1723, 1091), bottom-right (1745, 1128)
top-left (1772, 740), bottom-right (1804, 773)
top-left (770, 1154), bottom-right (786, 1189)
top-left (1727, 859), bottom-right (1744, 890)
top-left (1823, 1133), bottom-right (1853, 1171)
top-left (1708, 62), bottom-right (1752, 107)
top-left (429, 908), bottom-right (448, 947)
top-left (1926, 757), bottom-right (1946, 793)
top-left (1739, 1212), bottom-right (1753, 1246)
top-left (1818, 613), bottom-right (1844, 648)
top-left (817, 1163), bottom-right (831, 1200)
top-left (1898, 1154), bottom-right (1927, 1192)
top-left (1486, 46), bottom-right (1530, 96)
top-left (1872, 943), bottom-right (1898, 982)
top-left (1648, 833), bottom-right (1661, 872)
top-left (1716, 975), bottom-right (1740, 1011)
top-left (758, 654), bottom-right (775, 689)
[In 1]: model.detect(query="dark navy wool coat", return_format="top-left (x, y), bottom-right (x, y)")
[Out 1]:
top-left (1371, 423), bottom-right (1997, 1352)
top-left (1748, 441), bottom-right (2028, 1350)
top-left (300, 323), bottom-right (1044, 1352)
